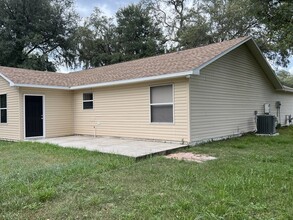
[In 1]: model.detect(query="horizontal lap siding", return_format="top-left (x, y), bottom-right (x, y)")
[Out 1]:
top-left (74, 78), bottom-right (189, 142)
top-left (274, 92), bottom-right (293, 124)
top-left (190, 44), bottom-right (289, 142)
top-left (0, 77), bottom-right (20, 140)
top-left (19, 88), bottom-right (74, 139)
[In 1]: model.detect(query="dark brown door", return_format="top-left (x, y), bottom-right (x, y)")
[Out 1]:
top-left (25, 96), bottom-right (43, 137)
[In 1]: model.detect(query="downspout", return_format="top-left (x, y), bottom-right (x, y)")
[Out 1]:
top-left (186, 74), bottom-right (191, 145)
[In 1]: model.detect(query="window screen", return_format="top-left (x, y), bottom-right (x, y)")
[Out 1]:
top-left (0, 94), bottom-right (7, 123)
top-left (83, 93), bottom-right (93, 109)
top-left (83, 93), bottom-right (93, 101)
top-left (151, 85), bottom-right (173, 103)
top-left (150, 85), bottom-right (173, 123)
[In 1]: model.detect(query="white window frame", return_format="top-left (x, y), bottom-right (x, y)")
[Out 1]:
top-left (149, 84), bottom-right (174, 124)
top-left (83, 93), bottom-right (94, 110)
top-left (0, 93), bottom-right (7, 124)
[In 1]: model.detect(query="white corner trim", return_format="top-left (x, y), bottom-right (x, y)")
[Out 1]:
top-left (70, 70), bottom-right (194, 90)
top-left (193, 69), bottom-right (200, 75)
top-left (193, 37), bottom-right (252, 75)
top-left (0, 73), bottom-right (15, 86)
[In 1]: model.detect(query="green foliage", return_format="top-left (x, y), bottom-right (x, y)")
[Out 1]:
top-left (145, 0), bottom-right (293, 67)
top-left (77, 4), bottom-right (165, 68)
top-left (1, 127), bottom-right (293, 218)
top-left (116, 4), bottom-right (165, 61)
top-left (177, 12), bottom-right (213, 48)
top-left (0, 0), bottom-right (291, 71)
top-left (0, 0), bottom-right (78, 71)
top-left (277, 70), bottom-right (293, 87)
top-left (77, 8), bottom-right (118, 68)
top-left (252, 0), bottom-right (293, 66)
top-left (177, 0), bottom-right (259, 48)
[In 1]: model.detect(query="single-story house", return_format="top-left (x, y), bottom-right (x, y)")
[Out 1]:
top-left (1, 36), bottom-right (293, 144)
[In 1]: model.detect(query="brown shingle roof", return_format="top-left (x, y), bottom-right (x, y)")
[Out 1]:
top-left (0, 66), bottom-right (70, 87)
top-left (0, 37), bottom-right (250, 88)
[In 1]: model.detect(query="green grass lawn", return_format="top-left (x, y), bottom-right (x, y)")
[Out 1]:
top-left (1, 128), bottom-right (293, 219)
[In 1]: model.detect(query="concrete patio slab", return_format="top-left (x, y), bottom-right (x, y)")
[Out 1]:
top-left (34, 136), bottom-right (187, 158)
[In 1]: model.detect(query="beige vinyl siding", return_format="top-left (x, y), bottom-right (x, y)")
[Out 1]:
top-left (73, 78), bottom-right (189, 142)
top-left (189, 44), bottom-right (293, 143)
top-left (0, 77), bottom-right (21, 140)
top-left (19, 88), bottom-right (74, 139)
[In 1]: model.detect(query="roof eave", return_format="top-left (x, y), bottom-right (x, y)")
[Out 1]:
top-left (277, 86), bottom-right (293, 93)
top-left (12, 83), bottom-right (70, 90)
top-left (70, 70), bottom-right (195, 90)
top-left (3, 70), bottom-right (195, 90)
top-left (0, 72), bottom-right (15, 86)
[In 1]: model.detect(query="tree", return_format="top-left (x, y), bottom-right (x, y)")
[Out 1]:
top-left (144, 0), bottom-right (293, 67)
top-left (178, 0), bottom-right (259, 48)
top-left (77, 4), bottom-right (166, 68)
top-left (143, 0), bottom-right (190, 46)
top-left (252, 0), bottom-right (293, 67)
top-left (0, 0), bottom-right (78, 71)
top-left (116, 3), bottom-right (166, 61)
top-left (77, 8), bottom-right (118, 68)
top-left (277, 70), bottom-right (293, 87)
top-left (177, 6), bottom-right (213, 48)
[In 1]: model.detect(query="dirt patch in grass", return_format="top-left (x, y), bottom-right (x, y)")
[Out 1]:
top-left (165, 152), bottom-right (217, 163)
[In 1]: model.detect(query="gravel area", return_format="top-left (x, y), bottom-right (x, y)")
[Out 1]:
top-left (165, 152), bottom-right (217, 163)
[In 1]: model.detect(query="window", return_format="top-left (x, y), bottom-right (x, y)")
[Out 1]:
top-left (150, 85), bottom-right (173, 123)
top-left (0, 94), bottom-right (7, 123)
top-left (83, 93), bottom-right (93, 109)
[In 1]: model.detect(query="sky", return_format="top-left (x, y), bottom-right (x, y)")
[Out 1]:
top-left (59, 0), bottom-right (293, 74)
top-left (75, 0), bottom-right (138, 18)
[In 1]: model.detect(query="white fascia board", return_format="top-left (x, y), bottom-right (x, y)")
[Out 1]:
top-left (193, 37), bottom-right (252, 74)
top-left (0, 73), bottom-right (15, 86)
top-left (277, 86), bottom-right (293, 93)
top-left (5, 70), bottom-right (193, 90)
top-left (70, 70), bottom-right (194, 90)
top-left (12, 83), bottom-right (70, 90)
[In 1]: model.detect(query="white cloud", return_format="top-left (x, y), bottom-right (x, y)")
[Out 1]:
top-left (287, 56), bottom-right (293, 74)
top-left (75, 0), bottom-right (139, 18)
top-left (75, 3), bottom-right (92, 18)
top-left (75, 2), bottom-right (115, 18)
top-left (57, 65), bottom-right (82, 73)
top-left (288, 66), bottom-right (293, 75)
